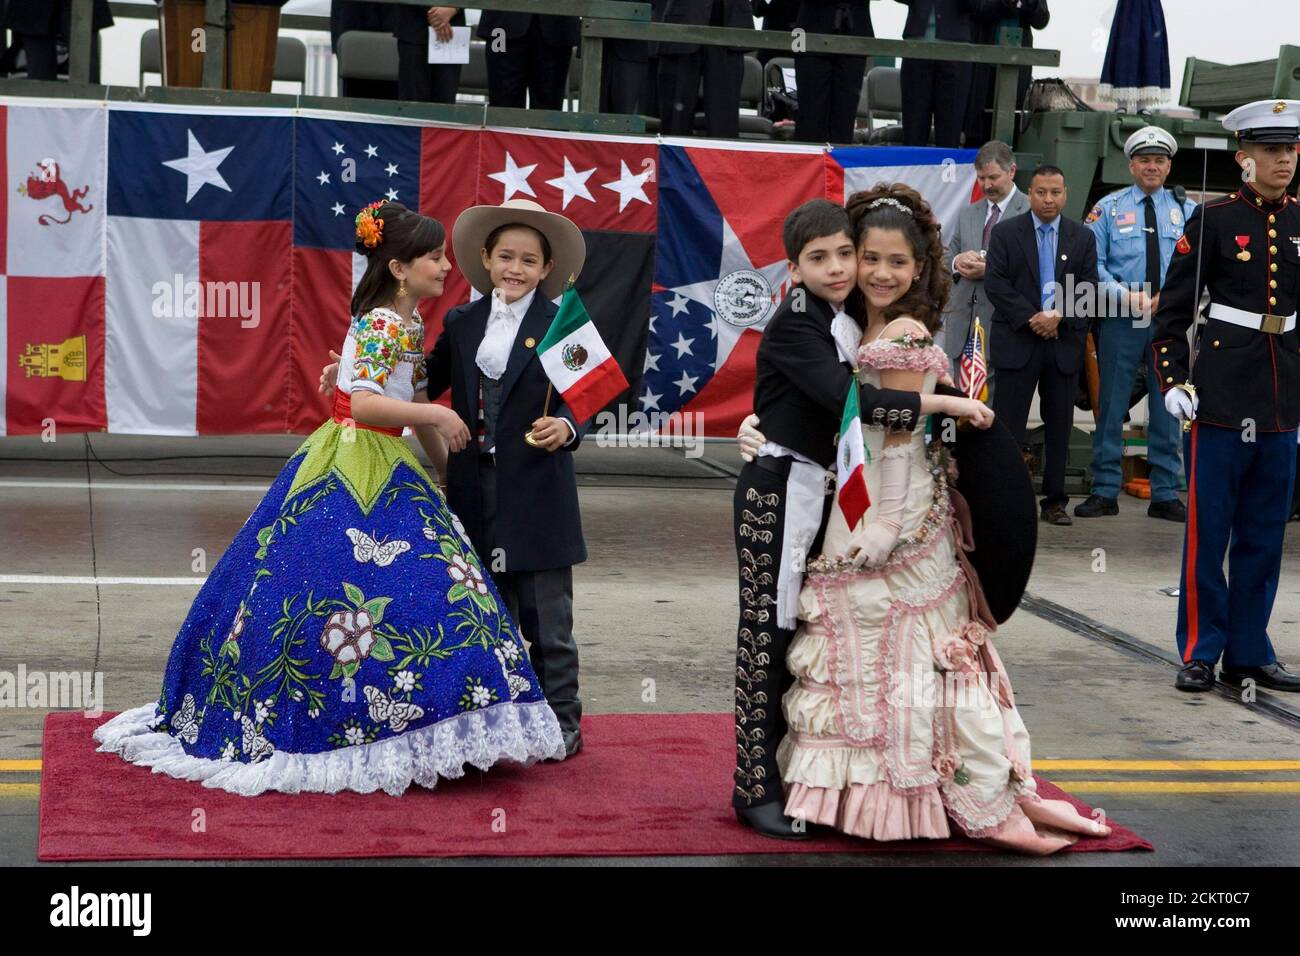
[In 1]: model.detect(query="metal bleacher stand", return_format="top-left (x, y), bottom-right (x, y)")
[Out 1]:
top-left (28, 0), bottom-right (1056, 147)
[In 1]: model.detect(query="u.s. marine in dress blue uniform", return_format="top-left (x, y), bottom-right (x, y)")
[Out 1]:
top-left (1151, 99), bottom-right (1300, 693)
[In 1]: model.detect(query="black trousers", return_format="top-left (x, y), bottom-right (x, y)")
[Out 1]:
top-left (396, 39), bottom-right (462, 103)
top-left (793, 52), bottom-right (866, 144)
top-left (657, 47), bottom-right (743, 137)
top-left (20, 31), bottom-right (101, 83)
top-left (600, 48), bottom-right (648, 115)
top-left (484, 22), bottom-right (572, 110)
top-left (900, 58), bottom-right (970, 148)
top-left (992, 345), bottom-right (1080, 510)
top-left (480, 460), bottom-right (582, 732)
top-left (731, 462), bottom-right (796, 809)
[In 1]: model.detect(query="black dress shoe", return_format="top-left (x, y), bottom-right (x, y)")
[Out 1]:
top-left (1074, 494), bottom-right (1118, 518)
top-left (735, 801), bottom-right (811, 840)
top-left (1148, 499), bottom-right (1187, 522)
top-left (1175, 660), bottom-right (1216, 692)
top-left (562, 728), bottom-right (583, 756)
top-left (1041, 504), bottom-right (1073, 526)
top-left (1221, 662), bottom-right (1300, 692)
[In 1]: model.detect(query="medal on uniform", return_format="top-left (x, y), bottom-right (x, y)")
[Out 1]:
top-left (1235, 235), bottom-right (1252, 262)
top-left (1171, 208), bottom-right (1182, 226)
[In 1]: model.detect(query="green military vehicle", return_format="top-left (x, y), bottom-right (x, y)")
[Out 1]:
top-left (1018, 45), bottom-right (1300, 219)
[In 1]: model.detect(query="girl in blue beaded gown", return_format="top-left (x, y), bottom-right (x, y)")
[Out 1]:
top-left (94, 201), bottom-right (566, 795)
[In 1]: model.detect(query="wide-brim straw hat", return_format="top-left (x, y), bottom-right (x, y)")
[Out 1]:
top-left (452, 199), bottom-right (586, 300)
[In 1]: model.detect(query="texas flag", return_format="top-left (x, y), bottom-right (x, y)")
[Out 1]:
top-left (640, 142), bottom-right (826, 437)
top-left (1, 104), bottom-right (108, 436)
top-left (104, 107), bottom-right (293, 435)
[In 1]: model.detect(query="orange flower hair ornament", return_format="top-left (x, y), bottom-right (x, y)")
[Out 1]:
top-left (355, 201), bottom-right (385, 249)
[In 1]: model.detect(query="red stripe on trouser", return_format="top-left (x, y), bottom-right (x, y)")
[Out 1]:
top-left (1183, 421), bottom-right (1200, 662)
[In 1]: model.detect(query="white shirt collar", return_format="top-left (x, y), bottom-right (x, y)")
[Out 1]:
top-left (498, 286), bottom-right (536, 320)
top-left (988, 185), bottom-right (1018, 217)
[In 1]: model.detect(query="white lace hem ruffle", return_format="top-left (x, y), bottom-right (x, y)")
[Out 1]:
top-left (93, 699), bottom-right (566, 797)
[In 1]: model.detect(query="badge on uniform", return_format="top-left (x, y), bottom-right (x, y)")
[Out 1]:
top-left (1117, 211), bottom-right (1137, 227)
top-left (1176, 234), bottom-right (1192, 255)
top-left (1085, 204), bottom-right (1102, 224)
top-left (1171, 208), bottom-right (1183, 226)
top-left (1235, 235), bottom-right (1252, 262)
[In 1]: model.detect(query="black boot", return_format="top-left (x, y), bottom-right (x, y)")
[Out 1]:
top-left (735, 801), bottom-right (811, 840)
top-left (1148, 499), bottom-right (1187, 522)
top-left (1074, 494), bottom-right (1118, 518)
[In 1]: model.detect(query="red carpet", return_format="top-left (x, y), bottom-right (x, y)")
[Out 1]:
top-left (39, 711), bottom-right (1152, 860)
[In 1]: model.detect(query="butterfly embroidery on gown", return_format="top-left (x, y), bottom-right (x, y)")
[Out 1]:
top-left (363, 685), bottom-right (426, 733)
top-left (240, 716), bottom-right (275, 761)
top-left (346, 528), bottom-right (412, 567)
top-left (170, 693), bottom-right (202, 744)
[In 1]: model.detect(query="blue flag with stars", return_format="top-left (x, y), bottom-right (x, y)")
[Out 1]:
top-left (293, 117), bottom-right (422, 250)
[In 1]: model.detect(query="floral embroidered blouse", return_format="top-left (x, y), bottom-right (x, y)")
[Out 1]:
top-left (338, 307), bottom-right (428, 403)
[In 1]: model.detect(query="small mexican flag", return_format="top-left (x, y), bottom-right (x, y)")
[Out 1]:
top-left (836, 384), bottom-right (871, 528)
top-left (536, 283), bottom-right (630, 424)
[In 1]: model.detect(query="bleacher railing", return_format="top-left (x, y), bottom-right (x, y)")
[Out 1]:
top-left (42, 0), bottom-right (1060, 144)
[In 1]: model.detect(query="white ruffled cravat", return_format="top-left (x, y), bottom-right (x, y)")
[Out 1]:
top-left (830, 309), bottom-right (862, 366)
top-left (476, 288), bottom-right (526, 381)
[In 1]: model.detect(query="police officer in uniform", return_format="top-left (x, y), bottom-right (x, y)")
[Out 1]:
top-left (1152, 100), bottom-right (1300, 693)
top-left (1077, 126), bottom-right (1196, 522)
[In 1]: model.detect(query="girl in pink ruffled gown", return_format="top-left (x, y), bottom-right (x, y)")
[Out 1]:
top-left (775, 184), bottom-right (1112, 854)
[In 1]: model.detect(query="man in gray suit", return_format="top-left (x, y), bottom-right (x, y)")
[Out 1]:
top-left (941, 140), bottom-right (1029, 394)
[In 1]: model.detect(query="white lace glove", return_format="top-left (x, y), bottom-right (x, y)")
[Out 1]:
top-left (1164, 386), bottom-right (1197, 422)
top-left (738, 413), bottom-right (766, 462)
top-left (846, 447), bottom-right (911, 569)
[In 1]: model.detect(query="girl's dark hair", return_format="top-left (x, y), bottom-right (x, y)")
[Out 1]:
top-left (483, 222), bottom-right (553, 264)
top-left (843, 182), bottom-right (950, 334)
top-left (350, 201), bottom-right (446, 317)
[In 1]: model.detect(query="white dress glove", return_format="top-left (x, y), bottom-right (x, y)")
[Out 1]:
top-left (738, 413), bottom-right (766, 462)
top-left (846, 446), bottom-right (911, 569)
top-left (1164, 386), bottom-right (1197, 422)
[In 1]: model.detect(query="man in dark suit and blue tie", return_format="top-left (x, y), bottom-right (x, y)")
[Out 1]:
top-left (985, 164), bottom-right (1099, 525)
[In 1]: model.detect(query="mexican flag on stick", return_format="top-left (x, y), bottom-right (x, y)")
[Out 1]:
top-left (837, 384), bottom-right (871, 528)
top-left (536, 283), bottom-right (630, 424)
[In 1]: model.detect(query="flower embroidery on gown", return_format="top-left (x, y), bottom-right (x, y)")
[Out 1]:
top-left (94, 308), bottom-right (565, 796)
top-left (776, 322), bottom-right (1107, 853)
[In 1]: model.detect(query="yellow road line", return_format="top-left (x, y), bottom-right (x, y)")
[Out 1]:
top-left (1053, 780), bottom-right (1300, 794)
top-left (1035, 760), bottom-right (1300, 771)
top-left (0, 760), bottom-right (41, 772)
top-left (0, 783), bottom-right (40, 797)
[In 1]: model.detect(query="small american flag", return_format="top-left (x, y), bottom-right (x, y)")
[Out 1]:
top-left (958, 316), bottom-right (988, 402)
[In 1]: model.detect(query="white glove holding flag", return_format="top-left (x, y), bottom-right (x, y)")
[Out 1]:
top-left (846, 447), bottom-right (911, 569)
top-left (738, 414), bottom-right (766, 462)
top-left (1164, 386), bottom-right (1197, 422)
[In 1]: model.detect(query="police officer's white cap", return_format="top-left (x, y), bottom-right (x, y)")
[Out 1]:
top-left (1124, 126), bottom-right (1177, 159)
top-left (1222, 99), bottom-right (1300, 144)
